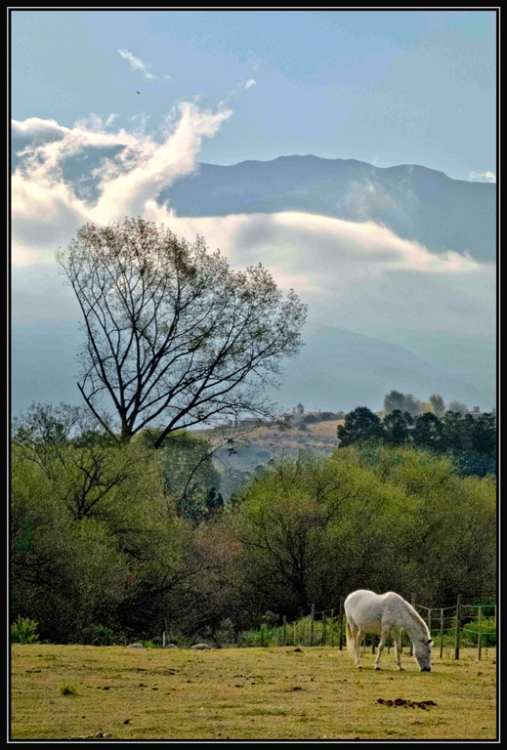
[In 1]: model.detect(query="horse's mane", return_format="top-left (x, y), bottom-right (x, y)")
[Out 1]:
top-left (406, 602), bottom-right (431, 639)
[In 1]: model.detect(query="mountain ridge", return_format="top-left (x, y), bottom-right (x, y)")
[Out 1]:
top-left (160, 155), bottom-right (496, 262)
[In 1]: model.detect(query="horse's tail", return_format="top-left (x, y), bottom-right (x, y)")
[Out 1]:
top-left (346, 619), bottom-right (354, 655)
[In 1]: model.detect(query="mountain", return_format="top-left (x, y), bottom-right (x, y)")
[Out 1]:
top-left (11, 321), bottom-right (491, 417)
top-left (267, 326), bottom-right (491, 415)
top-left (160, 155), bottom-right (496, 262)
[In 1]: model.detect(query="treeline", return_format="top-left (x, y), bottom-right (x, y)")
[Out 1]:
top-left (338, 405), bottom-right (496, 478)
top-left (11, 402), bottom-right (496, 646)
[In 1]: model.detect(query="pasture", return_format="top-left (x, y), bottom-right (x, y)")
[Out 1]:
top-left (11, 644), bottom-right (496, 740)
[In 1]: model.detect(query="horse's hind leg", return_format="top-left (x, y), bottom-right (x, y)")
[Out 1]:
top-left (374, 627), bottom-right (390, 670)
top-left (354, 627), bottom-right (363, 670)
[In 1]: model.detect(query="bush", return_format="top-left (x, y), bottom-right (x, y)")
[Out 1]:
top-left (213, 618), bottom-right (236, 648)
top-left (461, 616), bottom-right (496, 647)
top-left (60, 685), bottom-right (77, 696)
top-left (95, 625), bottom-right (113, 646)
top-left (81, 623), bottom-right (116, 646)
top-left (11, 616), bottom-right (39, 644)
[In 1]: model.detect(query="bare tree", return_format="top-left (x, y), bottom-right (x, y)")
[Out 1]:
top-left (56, 218), bottom-right (307, 447)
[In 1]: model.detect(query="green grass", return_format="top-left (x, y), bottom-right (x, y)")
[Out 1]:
top-left (11, 644), bottom-right (497, 740)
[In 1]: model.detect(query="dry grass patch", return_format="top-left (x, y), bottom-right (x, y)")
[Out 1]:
top-left (11, 645), bottom-right (496, 740)
top-left (307, 420), bottom-right (343, 438)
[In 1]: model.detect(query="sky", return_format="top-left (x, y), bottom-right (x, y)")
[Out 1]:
top-left (12, 9), bottom-right (496, 179)
top-left (10, 9), bottom-right (497, 416)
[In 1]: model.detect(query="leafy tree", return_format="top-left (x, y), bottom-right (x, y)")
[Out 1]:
top-left (382, 410), bottom-right (413, 446)
top-left (453, 450), bottom-right (496, 478)
top-left (471, 413), bottom-right (496, 459)
top-left (11, 421), bottom-right (197, 642)
top-left (383, 390), bottom-right (422, 417)
top-left (337, 407), bottom-right (384, 446)
top-left (56, 218), bottom-right (307, 446)
top-left (447, 400), bottom-right (468, 415)
top-left (441, 411), bottom-right (473, 452)
top-left (204, 487), bottom-right (225, 519)
top-left (227, 454), bottom-right (346, 618)
top-left (412, 412), bottom-right (444, 451)
top-left (429, 393), bottom-right (446, 418)
top-left (374, 447), bottom-right (496, 605)
top-left (137, 428), bottom-right (221, 522)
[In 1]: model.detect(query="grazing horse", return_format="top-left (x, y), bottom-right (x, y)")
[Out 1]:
top-left (344, 589), bottom-right (433, 671)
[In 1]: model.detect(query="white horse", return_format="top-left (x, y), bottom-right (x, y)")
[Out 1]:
top-left (344, 589), bottom-right (432, 671)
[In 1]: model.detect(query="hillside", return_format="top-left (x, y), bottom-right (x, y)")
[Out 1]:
top-left (197, 420), bottom-right (343, 500)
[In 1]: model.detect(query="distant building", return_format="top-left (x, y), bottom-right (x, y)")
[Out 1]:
top-left (468, 406), bottom-right (482, 417)
top-left (292, 403), bottom-right (305, 415)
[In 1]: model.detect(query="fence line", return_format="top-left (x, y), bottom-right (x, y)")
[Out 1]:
top-left (239, 596), bottom-right (496, 660)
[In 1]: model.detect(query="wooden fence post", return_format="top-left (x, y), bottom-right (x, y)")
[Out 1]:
top-left (283, 616), bottom-right (287, 647)
top-left (310, 604), bottom-right (315, 647)
top-left (477, 606), bottom-right (482, 661)
top-left (301, 620), bottom-right (305, 646)
top-left (339, 597), bottom-right (344, 650)
top-left (322, 611), bottom-right (327, 647)
top-left (162, 631), bottom-right (166, 648)
top-left (330, 608), bottom-right (335, 647)
top-left (294, 622), bottom-right (297, 647)
top-left (454, 595), bottom-right (461, 660)
top-left (440, 608), bottom-right (444, 659)
top-left (409, 594), bottom-right (416, 656)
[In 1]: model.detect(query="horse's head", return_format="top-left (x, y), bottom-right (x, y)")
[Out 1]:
top-left (413, 637), bottom-right (433, 672)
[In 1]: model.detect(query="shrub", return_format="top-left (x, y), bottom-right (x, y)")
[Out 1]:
top-left (462, 616), bottom-right (496, 647)
top-left (94, 625), bottom-right (113, 646)
top-left (11, 616), bottom-right (39, 644)
top-left (60, 685), bottom-right (77, 696)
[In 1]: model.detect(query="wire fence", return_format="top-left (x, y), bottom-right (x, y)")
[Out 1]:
top-left (238, 596), bottom-right (497, 661)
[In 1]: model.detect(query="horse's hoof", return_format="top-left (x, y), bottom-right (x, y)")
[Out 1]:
top-left (398, 667), bottom-right (405, 671)
top-left (374, 667), bottom-right (381, 670)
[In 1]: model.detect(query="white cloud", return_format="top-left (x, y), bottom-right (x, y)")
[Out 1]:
top-left (11, 104), bottom-right (232, 265)
top-left (12, 117), bottom-right (70, 141)
top-left (117, 48), bottom-right (171, 81)
top-left (469, 170), bottom-right (496, 183)
top-left (245, 79), bottom-right (257, 90)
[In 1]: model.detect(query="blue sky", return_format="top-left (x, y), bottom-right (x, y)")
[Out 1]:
top-left (12, 9), bottom-right (496, 180)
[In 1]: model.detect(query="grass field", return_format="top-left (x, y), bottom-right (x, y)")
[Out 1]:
top-left (11, 644), bottom-right (497, 740)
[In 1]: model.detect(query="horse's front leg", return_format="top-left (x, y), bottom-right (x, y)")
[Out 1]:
top-left (393, 632), bottom-right (404, 670)
top-left (374, 627), bottom-right (389, 670)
